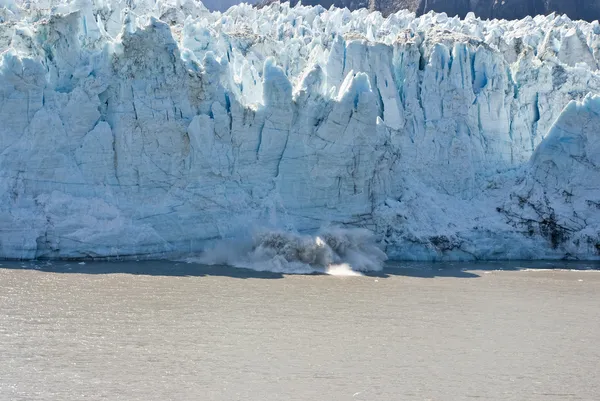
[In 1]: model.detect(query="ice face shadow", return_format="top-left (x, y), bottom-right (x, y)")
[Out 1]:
top-left (372, 260), bottom-right (600, 279)
top-left (2, 260), bottom-right (597, 279)
top-left (366, 266), bottom-right (481, 279)
top-left (0, 261), bottom-right (287, 279)
top-left (0, 260), bottom-right (482, 279)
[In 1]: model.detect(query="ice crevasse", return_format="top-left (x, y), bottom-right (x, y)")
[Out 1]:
top-left (0, 0), bottom-right (599, 262)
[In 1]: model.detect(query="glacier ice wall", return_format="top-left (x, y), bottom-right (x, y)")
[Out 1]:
top-left (0, 0), bottom-right (599, 261)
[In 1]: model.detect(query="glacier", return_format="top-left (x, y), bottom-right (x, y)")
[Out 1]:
top-left (0, 0), bottom-right (599, 264)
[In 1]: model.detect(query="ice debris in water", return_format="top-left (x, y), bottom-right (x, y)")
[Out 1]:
top-left (0, 0), bottom-right (598, 265)
top-left (192, 228), bottom-right (387, 274)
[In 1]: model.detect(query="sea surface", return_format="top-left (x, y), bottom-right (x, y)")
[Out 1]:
top-left (1, 261), bottom-right (599, 401)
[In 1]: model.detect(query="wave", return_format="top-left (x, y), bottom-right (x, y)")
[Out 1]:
top-left (188, 227), bottom-right (387, 275)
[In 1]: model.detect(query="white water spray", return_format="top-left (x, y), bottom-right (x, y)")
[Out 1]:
top-left (189, 227), bottom-right (387, 275)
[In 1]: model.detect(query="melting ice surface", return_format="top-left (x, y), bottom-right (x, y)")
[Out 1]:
top-left (0, 0), bottom-right (599, 270)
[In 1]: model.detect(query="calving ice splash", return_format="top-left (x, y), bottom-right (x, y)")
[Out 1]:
top-left (0, 0), bottom-right (599, 264)
top-left (192, 227), bottom-right (387, 274)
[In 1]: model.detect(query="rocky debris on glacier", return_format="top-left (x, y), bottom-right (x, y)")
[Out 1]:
top-left (0, 0), bottom-right (598, 265)
top-left (258, 0), bottom-right (600, 22)
top-left (416, 0), bottom-right (600, 22)
top-left (195, 0), bottom-right (258, 12)
top-left (497, 95), bottom-right (600, 257)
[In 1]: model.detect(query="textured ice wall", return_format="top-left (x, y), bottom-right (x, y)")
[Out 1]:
top-left (0, 0), bottom-right (599, 261)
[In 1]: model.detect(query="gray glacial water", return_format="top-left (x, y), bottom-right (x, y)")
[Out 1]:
top-left (1, 261), bottom-right (599, 401)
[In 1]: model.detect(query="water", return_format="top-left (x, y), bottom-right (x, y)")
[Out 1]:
top-left (1, 261), bottom-right (599, 401)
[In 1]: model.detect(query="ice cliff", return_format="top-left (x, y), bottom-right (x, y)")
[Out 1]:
top-left (0, 0), bottom-right (599, 263)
